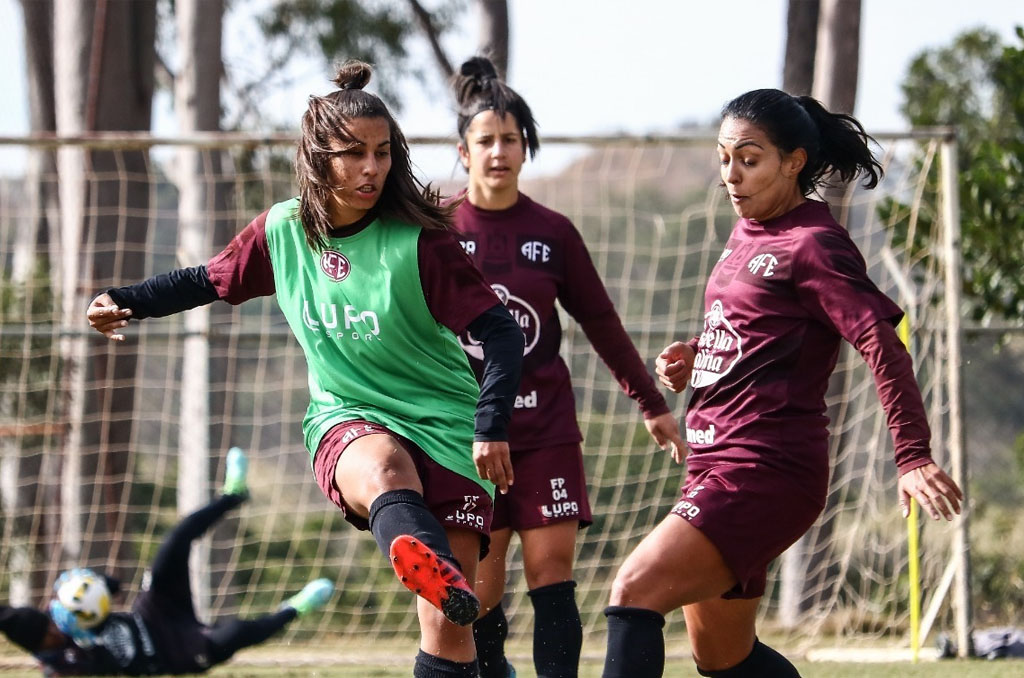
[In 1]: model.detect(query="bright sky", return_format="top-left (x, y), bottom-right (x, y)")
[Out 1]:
top-left (0, 0), bottom-right (1022, 170)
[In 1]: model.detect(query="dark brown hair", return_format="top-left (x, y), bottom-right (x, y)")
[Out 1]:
top-left (452, 56), bottom-right (539, 158)
top-left (295, 60), bottom-right (452, 251)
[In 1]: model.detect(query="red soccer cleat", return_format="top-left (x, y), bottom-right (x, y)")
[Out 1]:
top-left (389, 535), bottom-right (480, 626)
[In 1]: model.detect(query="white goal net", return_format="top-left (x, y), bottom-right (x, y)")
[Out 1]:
top-left (0, 132), bottom-right (968, 656)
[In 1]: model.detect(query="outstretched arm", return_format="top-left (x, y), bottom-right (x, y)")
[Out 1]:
top-left (87, 266), bottom-right (219, 340)
top-left (855, 320), bottom-right (963, 520)
top-left (578, 310), bottom-right (686, 463)
top-left (466, 303), bottom-right (525, 495)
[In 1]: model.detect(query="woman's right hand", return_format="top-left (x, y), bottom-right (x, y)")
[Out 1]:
top-left (655, 341), bottom-right (695, 393)
top-left (86, 293), bottom-right (132, 341)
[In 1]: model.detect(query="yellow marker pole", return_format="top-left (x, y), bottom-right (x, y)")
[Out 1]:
top-left (898, 316), bottom-right (921, 662)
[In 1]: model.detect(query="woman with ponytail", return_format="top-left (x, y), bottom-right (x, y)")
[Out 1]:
top-left (450, 56), bottom-right (685, 678)
top-left (86, 60), bottom-right (526, 678)
top-left (601, 88), bottom-right (964, 678)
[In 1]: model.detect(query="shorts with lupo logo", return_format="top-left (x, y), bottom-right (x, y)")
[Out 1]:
top-left (492, 443), bottom-right (593, 532)
top-left (671, 461), bottom-right (823, 599)
top-left (313, 420), bottom-right (493, 553)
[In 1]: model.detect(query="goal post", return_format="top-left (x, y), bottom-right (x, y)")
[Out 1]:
top-left (0, 130), bottom-right (970, 654)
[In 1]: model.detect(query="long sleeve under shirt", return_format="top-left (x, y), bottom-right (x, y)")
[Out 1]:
top-left (105, 211), bottom-right (522, 442)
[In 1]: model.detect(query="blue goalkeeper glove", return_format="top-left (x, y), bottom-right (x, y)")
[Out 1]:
top-left (48, 599), bottom-right (99, 649)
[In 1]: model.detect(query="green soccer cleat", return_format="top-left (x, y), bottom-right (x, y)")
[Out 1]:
top-left (283, 578), bottom-right (334, 617)
top-left (222, 447), bottom-right (249, 498)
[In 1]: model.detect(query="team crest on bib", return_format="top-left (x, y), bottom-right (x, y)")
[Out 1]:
top-left (320, 250), bottom-right (351, 282)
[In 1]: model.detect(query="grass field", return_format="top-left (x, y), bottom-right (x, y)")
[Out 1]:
top-left (4, 644), bottom-right (1024, 677)
top-left (200, 660), bottom-right (1022, 678)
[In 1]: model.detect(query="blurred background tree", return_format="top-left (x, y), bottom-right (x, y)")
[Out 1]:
top-left (889, 26), bottom-right (1024, 323)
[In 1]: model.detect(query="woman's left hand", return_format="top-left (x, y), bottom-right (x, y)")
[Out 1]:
top-left (644, 412), bottom-right (687, 464)
top-left (897, 462), bottom-right (963, 521)
top-left (474, 441), bottom-right (513, 495)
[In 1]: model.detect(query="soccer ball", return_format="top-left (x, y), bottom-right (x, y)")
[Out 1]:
top-left (55, 569), bottom-right (111, 629)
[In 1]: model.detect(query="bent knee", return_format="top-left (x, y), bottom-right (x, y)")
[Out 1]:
top-left (609, 561), bottom-right (650, 607)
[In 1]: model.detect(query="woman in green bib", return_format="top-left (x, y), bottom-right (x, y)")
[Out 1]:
top-left (86, 61), bottom-right (525, 678)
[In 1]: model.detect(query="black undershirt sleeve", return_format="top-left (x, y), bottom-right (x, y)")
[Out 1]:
top-left (105, 265), bottom-right (220, 320)
top-left (466, 303), bottom-right (524, 443)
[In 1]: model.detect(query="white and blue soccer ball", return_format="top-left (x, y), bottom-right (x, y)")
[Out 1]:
top-left (54, 568), bottom-right (111, 630)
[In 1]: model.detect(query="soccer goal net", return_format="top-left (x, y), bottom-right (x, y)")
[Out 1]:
top-left (0, 131), bottom-right (967, 656)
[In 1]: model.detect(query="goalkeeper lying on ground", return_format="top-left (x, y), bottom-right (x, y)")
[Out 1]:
top-left (0, 448), bottom-right (333, 676)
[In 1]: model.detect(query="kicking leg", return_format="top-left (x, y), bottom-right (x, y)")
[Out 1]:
top-left (413, 527), bottom-right (481, 676)
top-left (334, 434), bottom-right (479, 626)
top-left (474, 527), bottom-right (514, 678)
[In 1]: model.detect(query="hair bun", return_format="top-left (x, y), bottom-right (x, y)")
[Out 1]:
top-left (332, 60), bottom-right (373, 91)
top-left (460, 56), bottom-right (498, 83)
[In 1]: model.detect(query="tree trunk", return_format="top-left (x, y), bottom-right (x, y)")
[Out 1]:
top-left (174, 0), bottom-right (231, 621)
top-left (3, 0), bottom-right (59, 607)
top-left (476, 0), bottom-right (509, 80)
top-left (812, 0), bottom-right (861, 113)
top-left (53, 0), bottom-right (156, 581)
top-left (779, 0), bottom-right (861, 630)
top-left (407, 0), bottom-right (509, 85)
top-left (782, 0), bottom-right (819, 95)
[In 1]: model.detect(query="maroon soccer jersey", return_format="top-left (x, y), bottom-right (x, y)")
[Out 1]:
top-left (685, 201), bottom-right (905, 498)
top-left (206, 209), bottom-right (498, 336)
top-left (453, 193), bottom-right (668, 452)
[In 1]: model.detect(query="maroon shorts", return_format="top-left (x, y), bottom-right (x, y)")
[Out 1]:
top-left (671, 461), bottom-right (823, 599)
top-left (493, 443), bottom-right (593, 532)
top-left (313, 420), bottom-right (493, 552)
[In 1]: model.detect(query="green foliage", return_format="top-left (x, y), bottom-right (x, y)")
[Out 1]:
top-left (0, 262), bottom-right (61, 444)
top-left (970, 504), bottom-right (1024, 624)
top-left (255, 0), bottom-right (465, 109)
top-left (882, 27), bottom-right (1024, 322)
top-left (1014, 431), bottom-right (1024, 485)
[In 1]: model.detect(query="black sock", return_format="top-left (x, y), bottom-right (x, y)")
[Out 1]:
top-left (529, 580), bottom-right (581, 678)
top-left (602, 606), bottom-right (665, 678)
top-left (474, 604), bottom-right (511, 678)
top-left (368, 489), bottom-right (457, 566)
top-left (413, 650), bottom-right (479, 678)
top-left (696, 639), bottom-right (801, 677)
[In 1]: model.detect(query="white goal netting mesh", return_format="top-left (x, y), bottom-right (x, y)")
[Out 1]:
top-left (0, 133), bottom-right (962, 654)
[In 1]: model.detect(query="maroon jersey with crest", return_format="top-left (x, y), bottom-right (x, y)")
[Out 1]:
top-left (685, 200), bottom-right (929, 501)
top-left (453, 193), bottom-right (668, 452)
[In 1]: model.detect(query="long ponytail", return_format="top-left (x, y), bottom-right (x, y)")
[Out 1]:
top-left (722, 88), bottom-right (883, 196)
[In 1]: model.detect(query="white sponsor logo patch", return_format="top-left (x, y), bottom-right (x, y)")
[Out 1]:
top-left (540, 477), bottom-right (579, 518)
top-left (672, 484), bottom-right (706, 520)
top-left (513, 390), bottom-right (538, 409)
top-left (747, 252), bottom-right (779, 277)
top-left (460, 284), bottom-right (539, 359)
top-left (521, 240), bottom-right (551, 263)
top-left (685, 423), bottom-right (716, 446)
top-left (302, 300), bottom-right (381, 341)
top-left (691, 300), bottom-right (742, 388)
top-left (446, 495), bottom-right (484, 528)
